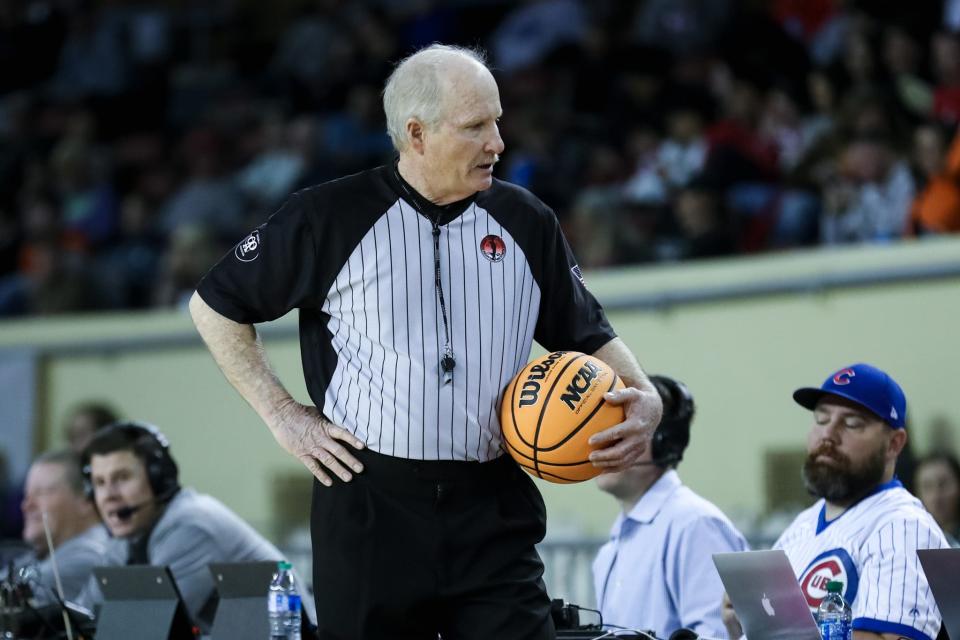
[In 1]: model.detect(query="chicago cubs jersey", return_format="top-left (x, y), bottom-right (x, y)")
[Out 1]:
top-left (773, 479), bottom-right (949, 640)
top-left (198, 163), bottom-right (615, 462)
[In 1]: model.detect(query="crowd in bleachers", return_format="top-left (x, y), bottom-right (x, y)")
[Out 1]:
top-left (3, 0), bottom-right (960, 317)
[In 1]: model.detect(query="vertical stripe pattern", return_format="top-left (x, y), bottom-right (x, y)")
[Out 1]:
top-left (772, 485), bottom-right (947, 640)
top-left (321, 200), bottom-right (541, 461)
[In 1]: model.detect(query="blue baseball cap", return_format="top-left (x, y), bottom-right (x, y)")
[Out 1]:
top-left (792, 363), bottom-right (907, 428)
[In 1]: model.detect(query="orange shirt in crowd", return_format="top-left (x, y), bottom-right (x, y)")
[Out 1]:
top-left (910, 129), bottom-right (960, 234)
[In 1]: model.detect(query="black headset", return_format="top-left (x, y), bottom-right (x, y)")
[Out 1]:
top-left (649, 375), bottom-right (695, 467)
top-left (81, 420), bottom-right (180, 502)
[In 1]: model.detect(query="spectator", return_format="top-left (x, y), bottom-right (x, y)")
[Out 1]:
top-left (908, 123), bottom-right (960, 235)
top-left (931, 31), bottom-right (960, 125)
top-left (915, 453), bottom-right (960, 546)
top-left (152, 224), bottom-right (224, 310)
top-left (821, 134), bottom-right (915, 244)
top-left (158, 129), bottom-right (246, 242)
top-left (47, 4), bottom-right (129, 101)
top-left (671, 182), bottom-right (736, 259)
top-left (63, 401), bottom-right (119, 454)
top-left (490, 0), bottom-right (588, 74)
top-left (623, 102), bottom-right (708, 205)
top-left (882, 25), bottom-right (933, 119)
top-left (1, 450), bottom-right (110, 605)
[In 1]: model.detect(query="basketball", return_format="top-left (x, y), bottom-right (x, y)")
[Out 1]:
top-left (500, 351), bottom-right (625, 484)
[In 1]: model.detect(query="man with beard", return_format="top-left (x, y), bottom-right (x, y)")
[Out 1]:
top-left (722, 363), bottom-right (948, 640)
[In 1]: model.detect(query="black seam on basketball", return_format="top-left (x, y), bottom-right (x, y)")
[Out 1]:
top-left (508, 371), bottom-right (537, 449)
top-left (534, 372), bottom-right (621, 452)
top-left (515, 460), bottom-right (592, 482)
top-left (508, 352), bottom-right (568, 449)
top-left (502, 436), bottom-right (594, 466)
top-left (532, 353), bottom-right (588, 479)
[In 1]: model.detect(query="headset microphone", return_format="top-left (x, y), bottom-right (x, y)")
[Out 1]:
top-left (669, 629), bottom-right (722, 640)
top-left (114, 486), bottom-right (179, 520)
top-left (114, 503), bottom-right (144, 520)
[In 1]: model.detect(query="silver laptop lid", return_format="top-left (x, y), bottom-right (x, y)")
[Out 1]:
top-left (918, 549), bottom-right (959, 640)
top-left (714, 550), bottom-right (821, 640)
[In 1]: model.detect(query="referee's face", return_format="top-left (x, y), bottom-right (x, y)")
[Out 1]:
top-left (424, 65), bottom-right (504, 203)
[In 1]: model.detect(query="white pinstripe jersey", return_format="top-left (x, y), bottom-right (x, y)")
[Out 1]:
top-left (198, 164), bottom-right (615, 461)
top-left (773, 480), bottom-right (949, 640)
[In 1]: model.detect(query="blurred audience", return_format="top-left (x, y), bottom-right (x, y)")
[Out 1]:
top-left (63, 400), bottom-right (119, 454)
top-left (1, 0), bottom-right (960, 318)
top-left (909, 124), bottom-right (960, 234)
top-left (915, 452), bottom-right (960, 546)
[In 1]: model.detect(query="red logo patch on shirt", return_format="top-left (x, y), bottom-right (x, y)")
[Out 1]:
top-left (480, 235), bottom-right (506, 262)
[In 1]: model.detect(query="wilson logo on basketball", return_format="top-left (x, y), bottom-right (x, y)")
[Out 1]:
top-left (480, 234), bottom-right (506, 262)
top-left (518, 351), bottom-right (567, 407)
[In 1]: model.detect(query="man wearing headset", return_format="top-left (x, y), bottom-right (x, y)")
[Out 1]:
top-left (80, 421), bottom-right (314, 632)
top-left (592, 375), bottom-right (749, 639)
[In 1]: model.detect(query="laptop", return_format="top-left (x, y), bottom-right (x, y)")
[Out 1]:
top-left (207, 561), bottom-right (278, 640)
top-left (918, 548), bottom-right (960, 640)
top-left (93, 565), bottom-right (193, 640)
top-left (713, 550), bottom-right (821, 640)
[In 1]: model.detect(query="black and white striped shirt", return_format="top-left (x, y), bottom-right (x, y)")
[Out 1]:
top-left (198, 164), bottom-right (615, 461)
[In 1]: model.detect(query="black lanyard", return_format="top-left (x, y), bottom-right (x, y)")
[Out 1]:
top-left (431, 218), bottom-right (456, 385)
top-left (394, 176), bottom-right (457, 385)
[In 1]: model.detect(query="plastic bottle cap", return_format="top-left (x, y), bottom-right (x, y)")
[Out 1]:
top-left (278, 561), bottom-right (292, 570)
top-left (826, 581), bottom-right (843, 593)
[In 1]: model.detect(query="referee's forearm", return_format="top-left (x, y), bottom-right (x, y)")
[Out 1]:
top-left (189, 291), bottom-right (295, 426)
top-left (592, 337), bottom-right (651, 391)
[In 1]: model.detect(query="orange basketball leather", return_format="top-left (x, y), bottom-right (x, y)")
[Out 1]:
top-left (501, 351), bottom-right (625, 483)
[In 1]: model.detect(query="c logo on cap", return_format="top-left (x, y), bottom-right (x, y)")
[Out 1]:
top-left (833, 369), bottom-right (856, 385)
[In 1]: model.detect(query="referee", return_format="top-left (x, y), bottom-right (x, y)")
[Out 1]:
top-left (190, 44), bottom-right (663, 640)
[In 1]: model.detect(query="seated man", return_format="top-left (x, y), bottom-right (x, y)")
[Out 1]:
top-left (722, 363), bottom-right (948, 640)
top-left (593, 375), bottom-right (749, 638)
top-left (2, 450), bottom-right (110, 604)
top-left (81, 421), bottom-right (315, 632)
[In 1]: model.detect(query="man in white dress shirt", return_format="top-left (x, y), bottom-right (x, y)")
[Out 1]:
top-left (594, 375), bottom-right (749, 639)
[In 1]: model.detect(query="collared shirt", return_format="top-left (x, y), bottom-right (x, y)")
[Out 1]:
top-left (774, 479), bottom-right (948, 640)
top-left (197, 164), bottom-right (614, 462)
top-left (593, 470), bottom-right (749, 639)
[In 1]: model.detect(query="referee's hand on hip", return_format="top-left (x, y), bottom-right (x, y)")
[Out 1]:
top-left (269, 401), bottom-right (366, 487)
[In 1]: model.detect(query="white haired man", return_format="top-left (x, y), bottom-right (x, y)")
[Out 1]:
top-left (190, 44), bottom-right (663, 639)
top-left (4, 450), bottom-right (109, 604)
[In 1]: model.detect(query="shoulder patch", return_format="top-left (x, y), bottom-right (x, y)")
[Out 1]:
top-left (235, 230), bottom-right (261, 262)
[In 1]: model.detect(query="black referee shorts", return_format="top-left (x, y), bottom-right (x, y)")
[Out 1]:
top-left (310, 448), bottom-right (556, 640)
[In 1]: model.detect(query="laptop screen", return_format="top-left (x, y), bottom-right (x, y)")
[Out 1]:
top-left (917, 549), bottom-right (960, 640)
top-left (714, 550), bottom-right (821, 640)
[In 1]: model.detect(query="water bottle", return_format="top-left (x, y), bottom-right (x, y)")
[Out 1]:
top-left (267, 560), bottom-right (302, 640)
top-left (817, 580), bottom-right (852, 640)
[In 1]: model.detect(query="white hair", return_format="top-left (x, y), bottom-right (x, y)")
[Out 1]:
top-left (382, 44), bottom-right (490, 152)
